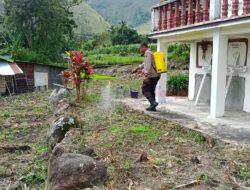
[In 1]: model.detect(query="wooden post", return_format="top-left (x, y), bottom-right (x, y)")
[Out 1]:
top-left (195, 0), bottom-right (201, 23)
top-left (188, 0), bottom-right (194, 24)
top-left (158, 7), bottom-right (163, 31)
top-left (174, 1), bottom-right (180, 27)
top-left (164, 5), bottom-right (168, 29)
top-left (168, 3), bottom-right (173, 29)
top-left (243, 0), bottom-right (250, 15)
top-left (222, 0), bottom-right (229, 18)
top-left (181, 0), bottom-right (187, 26)
top-left (203, 0), bottom-right (209, 21)
top-left (232, 0), bottom-right (239, 17)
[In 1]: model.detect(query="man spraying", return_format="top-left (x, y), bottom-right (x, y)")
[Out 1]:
top-left (132, 43), bottom-right (161, 112)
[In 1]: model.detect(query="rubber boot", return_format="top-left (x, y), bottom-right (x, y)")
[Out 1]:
top-left (146, 100), bottom-right (159, 112)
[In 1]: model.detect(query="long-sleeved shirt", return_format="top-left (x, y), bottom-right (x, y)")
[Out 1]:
top-left (139, 49), bottom-right (160, 78)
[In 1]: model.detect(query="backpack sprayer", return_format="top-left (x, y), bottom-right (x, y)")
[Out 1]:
top-left (153, 52), bottom-right (168, 74)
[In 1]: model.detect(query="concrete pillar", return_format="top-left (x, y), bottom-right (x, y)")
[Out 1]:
top-left (244, 75), bottom-right (250, 112)
top-left (156, 39), bottom-right (168, 103)
top-left (188, 42), bottom-right (197, 100)
top-left (210, 30), bottom-right (228, 118)
top-left (210, 0), bottom-right (222, 20)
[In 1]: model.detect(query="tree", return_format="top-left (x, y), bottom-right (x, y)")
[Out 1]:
top-left (109, 21), bottom-right (140, 45)
top-left (3, 0), bottom-right (81, 62)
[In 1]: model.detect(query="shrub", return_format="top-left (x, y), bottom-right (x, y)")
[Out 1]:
top-left (13, 48), bottom-right (52, 64)
top-left (12, 48), bottom-right (68, 68)
top-left (168, 43), bottom-right (190, 64)
top-left (168, 73), bottom-right (189, 96)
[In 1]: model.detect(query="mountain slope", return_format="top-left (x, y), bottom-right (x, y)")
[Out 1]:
top-left (0, 1), bottom-right (109, 37)
top-left (86, 0), bottom-right (158, 28)
top-left (71, 2), bottom-right (110, 37)
top-left (0, 2), bottom-right (3, 14)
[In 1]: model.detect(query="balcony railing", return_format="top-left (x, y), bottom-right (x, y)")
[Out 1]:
top-left (151, 0), bottom-right (250, 32)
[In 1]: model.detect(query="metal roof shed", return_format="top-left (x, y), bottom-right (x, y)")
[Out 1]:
top-left (0, 61), bottom-right (24, 95)
top-left (0, 61), bottom-right (23, 75)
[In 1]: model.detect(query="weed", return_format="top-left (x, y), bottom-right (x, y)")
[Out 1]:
top-left (0, 128), bottom-right (8, 143)
top-left (203, 174), bottom-right (210, 184)
top-left (192, 131), bottom-right (204, 144)
top-left (33, 107), bottom-right (44, 113)
top-left (240, 167), bottom-right (250, 181)
top-left (123, 159), bottom-right (132, 172)
top-left (153, 158), bottom-right (166, 166)
top-left (110, 124), bottom-right (164, 144)
top-left (1, 111), bottom-right (11, 118)
top-left (83, 94), bottom-right (101, 103)
top-left (22, 160), bottom-right (47, 188)
top-left (33, 144), bottom-right (48, 155)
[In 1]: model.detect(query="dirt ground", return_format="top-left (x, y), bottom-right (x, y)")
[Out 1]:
top-left (0, 65), bottom-right (249, 190)
top-left (0, 91), bottom-right (52, 189)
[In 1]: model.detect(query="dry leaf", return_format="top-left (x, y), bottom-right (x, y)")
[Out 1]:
top-left (128, 179), bottom-right (133, 190)
top-left (136, 152), bottom-right (149, 162)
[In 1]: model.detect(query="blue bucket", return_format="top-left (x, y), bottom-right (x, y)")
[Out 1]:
top-left (130, 89), bottom-right (139, 99)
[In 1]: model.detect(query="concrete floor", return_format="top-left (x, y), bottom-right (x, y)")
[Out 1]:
top-left (120, 97), bottom-right (250, 145)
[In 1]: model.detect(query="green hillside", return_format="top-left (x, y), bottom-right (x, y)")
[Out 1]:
top-left (86, 0), bottom-right (158, 28)
top-left (0, 1), bottom-right (110, 37)
top-left (71, 2), bottom-right (110, 37)
top-left (0, 1), bottom-right (3, 14)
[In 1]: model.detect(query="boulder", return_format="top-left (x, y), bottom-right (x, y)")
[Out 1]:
top-left (52, 128), bottom-right (89, 155)
top-left (47, 116), bottom-right (78, 148)
top-left (46, 153), bottom-right (107, 190)
top-left (46, 129), bottom-right (107, 190)
top-left (50, 88), bottom-right (70, 105)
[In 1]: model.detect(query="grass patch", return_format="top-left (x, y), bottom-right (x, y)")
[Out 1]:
top-left (32, 107), bottom-right (45, 114)
top-left (110, 124), bottom-right (164, 144)
top-left (88, 54), bottom-right (143, 66)
top-left (83, 94), bottom-right (101, 103)
top-left (240, 167), bottom-right (250, 181)
top-left (1, 111), bottom-right (11, 118)
top-left (22, 159), bottom-right (47, 189)
top-left (123, 159), bottom-right (133, 172)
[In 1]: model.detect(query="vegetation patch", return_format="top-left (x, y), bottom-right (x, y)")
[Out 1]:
top-left (168, 73), bottom-right (189, 96)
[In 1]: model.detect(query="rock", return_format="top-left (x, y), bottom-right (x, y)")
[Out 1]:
top-left (47, 116), bottom-right (78, 148)
top-left (54, 100), bottom-right (71, 116)
top-left (50, 88), bottom-right (70, 105)
top-left (46, 129), bottom-right (107, 190)
top-left (190, 156), bottom-right (201, 164)
top-left (46, 153), bottom-right (107, 190)
top-left (52, 128), bottom-right (94, 156)
top-left (79, 147), bottom-right (96, 157)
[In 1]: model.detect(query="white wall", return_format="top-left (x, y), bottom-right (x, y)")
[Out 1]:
top-left (243, 38), bottom-right (250, 112)
top-left (189, 42), bottom-right (210, 102)
top-left (189, 38), bottom-right (250, 113)
top-left (34, 72), bottom-right (48, 87)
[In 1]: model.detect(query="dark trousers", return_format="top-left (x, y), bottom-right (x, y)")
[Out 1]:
top-left (142, 77), bottom-right (160, 103)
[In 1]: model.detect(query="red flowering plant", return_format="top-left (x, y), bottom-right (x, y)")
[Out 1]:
top-left (60, 51), bottom-right (94, 101)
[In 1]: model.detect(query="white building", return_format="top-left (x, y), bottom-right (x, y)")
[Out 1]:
top-left (150, 0), bottom-right (250, 118)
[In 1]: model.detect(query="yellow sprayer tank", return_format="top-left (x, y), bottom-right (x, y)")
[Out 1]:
top-left (153, 52), bottom-right (167, 74)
